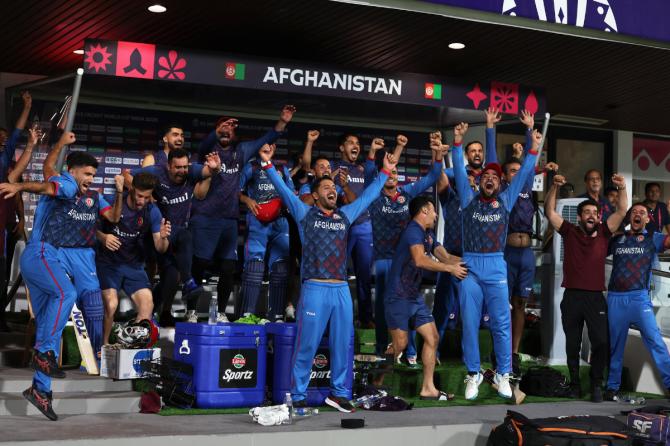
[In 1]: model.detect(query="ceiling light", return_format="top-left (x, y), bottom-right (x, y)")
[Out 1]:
top-left (148, 4), bottom-right (167, 13)
top-left (448, 42), bottom-right (465, 50)
top-left (73, 49), bottom-right (84, 55)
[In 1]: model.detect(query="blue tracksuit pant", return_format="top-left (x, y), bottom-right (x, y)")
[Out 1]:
top-left (347, 221), bottom-right (374, 324)
top-left (607, 290), bottom-right (670, 391)
top-left (290, 281), bottom-right (353, 402)
top-left (458, 252), bottom-right (512, 374)
top-left (244, 214), bottom-right (290, 265)
top-left (21, 242), bottom-right (78, 393)
top-left (374, 259), bottom-right (416, 358)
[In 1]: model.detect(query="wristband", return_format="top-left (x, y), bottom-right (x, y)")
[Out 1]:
top-left (380, 168), bottom-right (392, 176)
top-left (260, 161), bottom-right (273, 169)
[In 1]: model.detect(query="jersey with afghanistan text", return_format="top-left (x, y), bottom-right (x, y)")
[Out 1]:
top-left (609, 232), bottom-right (667, 292)
top-left (300, 207), bottom-right (351, 281)
top-left (241, 161), bottom-right (293, 203)
top-left (42, 189), bottom-right (110, 248)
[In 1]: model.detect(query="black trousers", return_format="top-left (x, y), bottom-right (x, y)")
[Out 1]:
top-left (560, 289), bottom-right (609, 386)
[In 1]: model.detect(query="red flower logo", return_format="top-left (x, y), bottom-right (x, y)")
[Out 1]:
top-left (490, 81), bottom-right (519, 114)
top-left (157, 50), bottom-right (186, 80)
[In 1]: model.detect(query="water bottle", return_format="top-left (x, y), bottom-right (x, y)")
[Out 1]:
top-left (351, 390), bottom-right (387, 409)
top-left (616, 394), bottom-right (646, 405)
top-left (208, 294), bottom-right (218, 325)
top-left (283, 393), bottom-right (293, 424)
top-left (293, 407), bottom-right (318, 417)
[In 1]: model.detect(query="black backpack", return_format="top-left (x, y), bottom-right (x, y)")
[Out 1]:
top-left (488, 410), bottom-right (634, 446)
top-left (520, 366), bottom-right (572, 397)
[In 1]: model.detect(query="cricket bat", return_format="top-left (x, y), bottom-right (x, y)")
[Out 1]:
top-left (70, 303), bottom-right (99, 375)
top-left (483, 368), bottom-right (525, 405)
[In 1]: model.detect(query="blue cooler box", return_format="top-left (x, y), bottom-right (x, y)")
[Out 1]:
top-left (266, 322), bottom-right (354, 405)
top-left (174, 323), bottom-right (266, 408)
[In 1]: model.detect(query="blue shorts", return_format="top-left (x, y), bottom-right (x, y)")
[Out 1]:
top-left (504, 245), bottom-right (535, 299)
top-left (385, 296), bottom-right (434, 332)
top-left (190, 215), bottom-right (238, 262)
top-left (97, 261), bottom-right (151, 296)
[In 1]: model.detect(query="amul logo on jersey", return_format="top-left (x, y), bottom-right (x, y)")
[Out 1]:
top-left (310, 354), bottom-right (330, 380)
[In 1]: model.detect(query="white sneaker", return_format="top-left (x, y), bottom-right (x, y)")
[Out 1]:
top-left (407, 356), bottom-right (418, 366)
top-left (216, 312), bottom-right (229, 323)
top-left (285, 304), bottom-right (295, 321)
top-left (494, 373), bottom-right (513, 399)
top-left (464, 373), bottom-right (483, 400)
top-left (185, 310), bottom-right (198, 323)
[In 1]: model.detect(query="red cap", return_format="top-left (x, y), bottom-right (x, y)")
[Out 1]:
top-left (482, 162), bottom-right (503, 178)
top-left (256, 198), bottom-right (283, 223)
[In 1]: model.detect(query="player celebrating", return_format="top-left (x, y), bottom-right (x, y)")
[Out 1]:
top-left (238, 145), bottom-right (294, 321)
top-left (130, 148), bottom-right (221, 326)
top-left (367, 136), bottom-right (444, 361)
top-left (0, 132), bottom-right (120, 420)
top-left (260, 143), bottom-right (397, 412)
top-left (385, 195), bottom-right (467, 399)
top-left (453, 123), bottom-right (542, 401)
top-left (189, 106), bottom-right (295, 320)
top-left (604, 202), bottom-right (670, 400)
top-left (96, 172), bottom-right (171, 344)
top-left (142, 124), bottom-right (184, 167)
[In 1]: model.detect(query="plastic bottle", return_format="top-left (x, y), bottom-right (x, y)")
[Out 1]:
top-left (208, 294), bottom-right (218, 325)
top-left (351, 390), bottom-right (387, 409)
top-left (283, 393), bottom-right (293, 424)
top-left (293, 407), bottom-right (319, 417)
top-left (616, 394), bottom-right (646, 405)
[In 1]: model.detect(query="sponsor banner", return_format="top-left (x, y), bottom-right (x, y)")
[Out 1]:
top-left (421, 1), bottom-right (670, 44)
top-left (309, 349), bottom-right (332, 388)
top-left (219, 348), bottom-right (258, 388)
top-left (83, 39), bottom-right (545, 113)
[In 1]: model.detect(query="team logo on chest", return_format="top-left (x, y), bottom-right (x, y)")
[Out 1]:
top-left (137, 216), bottom-right (144, 227)
top-left (397, 195), bottom-right (406, 204)
top-left (491, 200), bottom-right (499, 209)
top-left (332, 213), bottom-right (342, 220)
top-left (85, 197), bottom-right (94, 208)
top-left (637, 235), bottom-right (645, 242)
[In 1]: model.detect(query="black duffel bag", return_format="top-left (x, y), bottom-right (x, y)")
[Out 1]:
top-left (520, 366), bottom-right (572, 397)
top-left (488, 410), bottom-right (633, 446)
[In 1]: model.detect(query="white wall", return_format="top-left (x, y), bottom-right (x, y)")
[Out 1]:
top-left (0, 72), bottom-right (45, 127)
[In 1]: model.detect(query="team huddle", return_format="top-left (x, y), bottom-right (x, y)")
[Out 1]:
top-left (2, 100), bottom-right (669, 419)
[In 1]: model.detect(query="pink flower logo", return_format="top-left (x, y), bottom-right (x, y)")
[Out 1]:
top-left (157, 50), bottom-right (186, 80)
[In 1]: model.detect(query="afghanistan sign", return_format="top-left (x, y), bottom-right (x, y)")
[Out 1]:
top-left (82, 39), bottom-right (545, 114)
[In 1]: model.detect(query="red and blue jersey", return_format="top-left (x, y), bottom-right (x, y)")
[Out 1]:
top-left (386, 220), bottom-right (440, 301)
top-left (131, 164), bottom-right (204, 229)
top-left (153, 149), bottom-right (169, 168)
top-left (264, 163), bottom-right (389, 281)
top-left (240, 160), bottom-right (293, 203)
top-left (439, 185), bottom-right (462, 256)
top-left (504, 181), bottom-right (535, 234)
top-left (452, 142), bottom-right (538, 254)
top-left (98, 193), bottom-right (162, 266)
top-left (191, 129), bottom-right (282, 220)
top-left (368, 160), bottom-right (442, 260)
top-left (609, 232), bottom-right (668, 292)
top-left (41, 173), bottom-right (111, 248)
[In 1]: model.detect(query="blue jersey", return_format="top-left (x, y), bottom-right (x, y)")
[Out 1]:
top-left (453, 142), bottom-right (538, 254)
top-left (191, 129), bottom-right (282, 219)
top-left (386, 220), bottom-right (439, 301)
top-left (240, 160), bottom-right (293, 203)
top-left (265, 163), bottom-right (389, 281)
top-left (331, 159), bottom-right (374, 225)
top-left (153, 149), bottom-right (169, 168)
top-left (369, 160), bottom-right (442, 260)
top-left (132, 164), bottom-right (204, 228)
top-left (439, 185), bottom-right (462, 255)
top-left (98, 193), bottom-right (162, 266)
top-left (41, 173), bottom-right (111, 248)
top-left (609, 232), bottom-right (667, 292)
top-left (29, 174), bottom-right (78, 245)
top-left (0, 128), bottom-right (20, 183)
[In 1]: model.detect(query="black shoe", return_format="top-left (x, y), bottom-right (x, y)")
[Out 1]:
top-left (603, 389), bottom-right (619, 402)
top-left (293, 399), bottom-right (308, 408)
top-left (325, 394), bottom-right (355, 413)
top-left (31, 350), bottom-right (66, 379)
top-left (568, 383), bottom-right (582, 399)
top-left (591, 385), bottom-right (603, 403)
top-left (23, 386), bottom-right (58, 421)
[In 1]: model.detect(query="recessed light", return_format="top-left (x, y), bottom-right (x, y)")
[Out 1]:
top-left (448, 42), bottom-right (465, 50)
top-left (73, 49), bottom-right (84, 55)
top-left (148, 4), bottom-right (167, 13)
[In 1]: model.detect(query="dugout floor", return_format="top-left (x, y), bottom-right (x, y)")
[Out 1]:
top-left (0, 397), bottom-right (656, 446)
